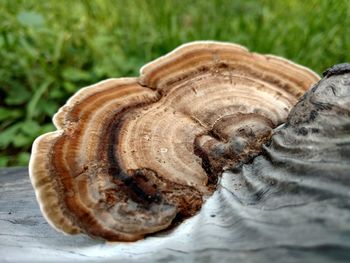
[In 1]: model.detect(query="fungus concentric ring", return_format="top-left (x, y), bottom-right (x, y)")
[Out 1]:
top-left (29, 41), bottom-right (320, 241)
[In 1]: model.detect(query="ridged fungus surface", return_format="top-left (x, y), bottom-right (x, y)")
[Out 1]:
top-left (29, 41), bottom-right (320, 241)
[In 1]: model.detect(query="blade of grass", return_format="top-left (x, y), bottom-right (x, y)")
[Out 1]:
top-left (26, 77), bottom-right (53, 121)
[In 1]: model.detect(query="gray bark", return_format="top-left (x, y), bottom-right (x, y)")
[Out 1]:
top-left (1, 167), bottom-right (350, 263)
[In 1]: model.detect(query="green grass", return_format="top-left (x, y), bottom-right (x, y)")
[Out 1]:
top-left (1, 0), bottom-right (349, 167)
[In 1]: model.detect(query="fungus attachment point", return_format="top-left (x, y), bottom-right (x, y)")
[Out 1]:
top-left (29, 41), bottom-right (319, 241)
top-left (194, 113), bottom-right (274, 177)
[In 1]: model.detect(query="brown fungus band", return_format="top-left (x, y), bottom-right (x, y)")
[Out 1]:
top-left (29, 41), bottom-right (319, 241)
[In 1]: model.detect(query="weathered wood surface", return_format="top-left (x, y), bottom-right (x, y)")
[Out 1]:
top-left (1, 167), bottom-right (350, 263)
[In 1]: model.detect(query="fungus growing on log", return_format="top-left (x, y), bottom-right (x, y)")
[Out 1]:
top-left (227, 63), bottom-right (350, 208)
top-left (29, 41), bottom-right (319, 241)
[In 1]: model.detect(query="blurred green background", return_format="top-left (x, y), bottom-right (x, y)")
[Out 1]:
top-left (0, 0), bottom-right (349, 167)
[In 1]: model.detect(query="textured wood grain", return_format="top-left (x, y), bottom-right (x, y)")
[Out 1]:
top-left (1, 166), bottom-right (350, 263)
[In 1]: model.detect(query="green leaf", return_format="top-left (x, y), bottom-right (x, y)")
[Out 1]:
top-left (13, 133), bottom-right (32, 148)
top-left (62, 67), bottom-right (91, 82)
top-left (0, 155), bottom-right (9, 167)
top-left (0, 123), bottom-right (21, 149)
top-left (0, 107), bottom-right (23, 122)
top-left (5, 86), bottom-right (31, 105)
top-left (20, 120), bottom-right (41, 136)
top-left (7, 121), bottom-right (42, 148)
top-left (17, 11), bottom-right (45, 27)
top-left (26, 78), bottom-right (53, 120)
top-left (63, 81), bottom-right (77, 93)
top-left (40, 100), bottom-right (59, 116)
top-left (16, 152), bottom-right (30, 166)
top-left (53, 32), bottom-right (65, 64)
top-left (40, 123), bottom-right (55, 134)
top-left (50, 88), bottom-right (65, 99)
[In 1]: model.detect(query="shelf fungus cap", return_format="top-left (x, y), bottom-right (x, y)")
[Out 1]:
top-left (29, 41), bottom-right (320, 241)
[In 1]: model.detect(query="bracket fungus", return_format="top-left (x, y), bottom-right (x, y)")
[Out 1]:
top-left (29, 41), bottom-right (320, 241)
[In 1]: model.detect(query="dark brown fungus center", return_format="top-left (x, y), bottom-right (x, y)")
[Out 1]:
top-left (194, 113), bottom-right (274, 178)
